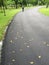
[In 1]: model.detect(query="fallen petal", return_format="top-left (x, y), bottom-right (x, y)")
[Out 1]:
top-left (20, 49), bottom-right (23, 52)
top-left (30, 61), bottom-right (34, 64)
top-left (43, 42), bottom-right (47, 45)
top-left (27, 45), bottom-right (29, 48)
top-left (12, 59), bottom-right (15, 62)
top-left (38, 56), bottom-right (41, 59)
top-left (47, 44), bottom-right (49, 46)
top-left (10, 40), bottom-right (13, 43)
top-left (12, 51), bottom-right (15, 53)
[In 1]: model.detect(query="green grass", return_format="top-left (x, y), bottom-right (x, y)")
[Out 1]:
top-left (39, 7), bottom-right (49, 16)
top-left (0, 6), bottom-right (34, 41)
top-left (0, 8), bottom-right (21, 41)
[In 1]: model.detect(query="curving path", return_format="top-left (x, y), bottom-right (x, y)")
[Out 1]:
top-left (1, 6), bottom-right (49, 65)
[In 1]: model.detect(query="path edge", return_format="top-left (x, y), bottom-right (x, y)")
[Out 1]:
top-left (0, 11), bottom-right (21, 64)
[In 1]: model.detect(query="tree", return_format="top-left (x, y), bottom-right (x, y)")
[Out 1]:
top-left (45, 0), bottom-right (49, 8)
top-left (13, 0), bottom-right (18, 8)
top-left (17, 0), bottom-right (22, 7)
top-left (41, 0), bottom-right (45, 5)
top-left (18, 0), bottom-right (27, 6)
top-left (0, 0), bottom-right (7, 16)
top-left (31, 0), bottom-right (38, 5)
top-left (7, 0), bottom-right (15, 8)
top-left (22, 0), bottom-right (27, 6)
top-left (26, 0), bottom-right (38, 6)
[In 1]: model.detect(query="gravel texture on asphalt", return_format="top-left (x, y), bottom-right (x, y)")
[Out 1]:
top-left (1, 6), bottom-right (49, 65)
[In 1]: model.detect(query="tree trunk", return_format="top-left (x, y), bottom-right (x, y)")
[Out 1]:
top-left (1, 6), bottom-right (3, 13)
top-left (3, 6), bottom-right (6, 16)
top-left (16, 4), bottom-right (17, 9)
top-left (46, 3), bottom-right (48, 8)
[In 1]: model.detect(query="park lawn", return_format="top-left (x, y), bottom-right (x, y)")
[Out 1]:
top-left (0, 6), bottom-right (34, 41)
top-left (0, 8), bottom-right (21, 41)
top-left (39, 7), bottom-right (49, 16)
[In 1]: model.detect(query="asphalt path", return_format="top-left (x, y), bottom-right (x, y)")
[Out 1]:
top-left (1, 6), bottom-right (49, 65)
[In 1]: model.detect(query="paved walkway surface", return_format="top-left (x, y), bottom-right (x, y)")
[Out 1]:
top-left (1, 6), bottom-right (49, 65)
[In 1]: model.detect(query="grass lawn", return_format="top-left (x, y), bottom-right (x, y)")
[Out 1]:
top-left (39, 7), bottom-right (49, 16)
top-left (0, 8), bottom-right (21, 41)
top-left (0, 6), bottom-right (34, 41)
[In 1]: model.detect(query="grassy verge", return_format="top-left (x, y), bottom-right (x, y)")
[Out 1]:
top-left (0, 6), bottom-right (34, 41)
top-left (39, 7), bottom-right (49, 16)
top-left (0, 8), bottom-right (21, 41)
